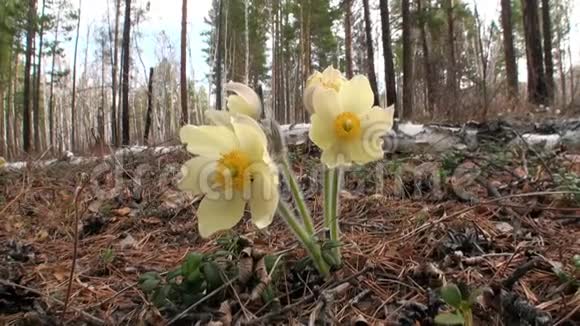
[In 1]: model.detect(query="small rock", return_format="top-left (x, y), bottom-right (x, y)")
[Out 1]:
top-left (119, 234), bottom-right (137, 249)
top-left (495, 222), bottom-right (514, 234)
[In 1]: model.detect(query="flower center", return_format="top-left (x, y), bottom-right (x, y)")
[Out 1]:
top-left (215, 150), bottom-right (251, 191)
top-left (333, 112), bottom-right (361, 140)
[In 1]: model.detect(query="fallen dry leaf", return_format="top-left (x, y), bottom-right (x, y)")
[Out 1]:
top-left (113, 207), bottom-right (131, 217)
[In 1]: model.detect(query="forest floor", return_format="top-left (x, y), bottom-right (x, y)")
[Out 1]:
top-left (1, 137), bottom-right (579, 325)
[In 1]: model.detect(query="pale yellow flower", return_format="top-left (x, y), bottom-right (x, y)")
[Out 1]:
top-left (308, 75), bottom-right (394, 168)
top-left (178, 114), bottom-right (279, 237)
top-left (303, 66), bottom-right (346, 114)
top-left (0, 157), bottom-right (5, 169)
top-left (225, 82), bottom-right (262, 120)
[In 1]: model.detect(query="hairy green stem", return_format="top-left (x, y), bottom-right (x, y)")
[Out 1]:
top-left (323, 168), bottom-right (333, 228)
top-left (280, 157), bottom-right (316, 235)
top-left (329, 167), bottom-right (342, 264)
top-left (277, 201), bottom-right (330, 278)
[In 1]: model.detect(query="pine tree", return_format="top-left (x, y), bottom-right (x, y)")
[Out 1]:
top-left (380, 0), bottom-right (397, 107)
top-left (121, 0), bottom-right (131, 145)
top-left (180, 0), bottom-right (188, 124)
top-left (23, 0), bottom-right (37, 153)
top-left (501, 0), bottom-right (519, 98)
top-left (344, 0), bottom-right (353, 78)
top-left (541, 0), bottom-right (554, 103)
top-left (362, 0), bottom-right (380, 107)
top-left (401, 0), bottom-right (413, 118)
top-left (521, 0), bottom-right (547, 105)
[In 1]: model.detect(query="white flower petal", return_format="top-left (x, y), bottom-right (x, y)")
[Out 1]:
top-left (360, 105), bottom-right (394, 131)
top-left (321, 66), bottom-right (343, 83)
top-left (345, 139), bottom-right (382, 165)
top-left (178, 157), bottom-right (217, 195)
top-left (205, 110), bottom-right (233, 126)
top-left (225, 82), bottom-right (262, 119)
top-left (227, 95), bottom-right (257, 118)
top-left (303, 84), bottom-right (318, 114)
top-left (180, 125), bottom-right (238, 158)
top-left (306, 70), bottom-right (323, 88)
top-left (312, 88), bottom-right (341, 121)
top-left (321, 143), bottom-right (351, 169)
top-left (196, 193), bottom-right (246, 237)
top-left (248, 163), bottom-right (279, 229)
top-left (339, 75), bottom-right (374, 114)
top-left (309, 113), bottom-right (336, 150)
top-left (231, 115), bottom-right (268, 162)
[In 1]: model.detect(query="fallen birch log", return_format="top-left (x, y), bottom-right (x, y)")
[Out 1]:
top-left (2, 119), bottom-right (579, 171)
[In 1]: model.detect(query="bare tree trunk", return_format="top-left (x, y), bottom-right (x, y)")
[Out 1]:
top-left (474, 4), bottom-right (489, 116)
top-left (111, 0), bottom-right (121, 146)
top-left (8, 49), bottom-right (19, 157)
top-left (121, 0), bottom-right (131, 145)
top-left (417, 0), bottom-right (435, 115)
top-left (70, 0), bottom-right (81, 152)
top-left (541, 0), bottom-right (554, 103)
top-left (568, 44), bottom-right (575, 107)
top-left (362, 0), bottom-right (380, 106)
top-left (23, 0), bottom-right (37, 153)
top-left (445, 0), bottom-right (458, 117)
top-left (344, 0), bottom-right (353, 79)
top-left (180, 0), bottom-right (188, 125)
top-left (33, 0), bottom-right (47, 152)
top-left (380, 0), bottom-right (397, 107)
top-left (4, 52), bottom-right (14, 158)
top-left (302, 0), bottom-right (311, 83)
top-left (521, 0), bottom-right (547, 105)
top-left (556, 27), bottom-right (566, 105)
top-left (501, 0), bottom-right (518, 98)
top-left (272, 0), bottom-right (278, 119)
top-left (402, 0), bottom-right (413, 119)
top-left (48, 5), bottom-right (60, 152)
top-left (144, 67), bottom-right (154, 144)
top-left (0, 86), bottom-right (4, 158)
top-left (98, 38), bottom-right (106, 146)
top-left (244, 0), bottom-right (250, 84)
top-left (215, 0), bottom-right (224, 110)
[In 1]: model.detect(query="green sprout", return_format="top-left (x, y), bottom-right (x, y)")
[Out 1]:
top-left (100, 248), bottom-right (116, 265)
top-left (435, 283), bottom-right (481, 326)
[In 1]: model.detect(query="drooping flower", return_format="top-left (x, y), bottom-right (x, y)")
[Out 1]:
top-left (178, 114), bottom-right (279, 237)
top-left (224, 82), bottom-right (262, 120)
top-left (303, 66), bottom-right (346, 114)
top-left (0, 157), bottom-right (5, 169)
top-left (308, 75), bottom-right (394, 168)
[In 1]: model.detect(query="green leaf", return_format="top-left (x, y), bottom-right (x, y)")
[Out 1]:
top-left (182, 253), bottom-right (204, 277)
top-left (441, 284), bottom-right (463, 309)
top-left (322, 249), bottom-right (340, 268)
top-left (166, 268), bottom-right (182, 280)
top-left (140, 278), bottom-right (160, 293)
top-left (573, 255), bottom-right (580, 269)
top-left (139, 271), bottom-right (160, 282)
top-left (260, 284), bottom-right (276, 303)
top-left (434, 312), bottom-right (465, 325)
top-left (321, 240), bottom-right (341, 250)
top-left (201, 261), bottom-right (223, 291)
top-left (185, 269), bottom-right (202, 284)
top-left (152, 285), bottom-right (171, 307)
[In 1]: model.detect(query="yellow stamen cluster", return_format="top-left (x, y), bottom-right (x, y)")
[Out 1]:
top-left (333, 112), bottom-right (361, 140)
top-left (215, 150), bottom-right (251, 191)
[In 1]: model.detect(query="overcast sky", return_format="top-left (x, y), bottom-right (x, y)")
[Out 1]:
top-left (67, 0), bottom-right (580, 91)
